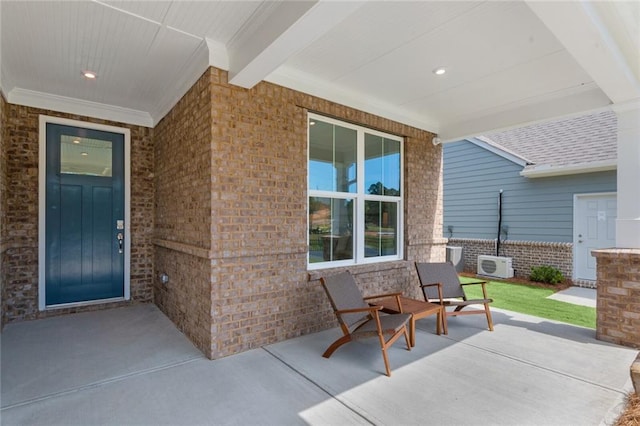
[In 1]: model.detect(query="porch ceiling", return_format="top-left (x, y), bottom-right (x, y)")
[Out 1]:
top-left (1, 1), bottom-right (638, 140)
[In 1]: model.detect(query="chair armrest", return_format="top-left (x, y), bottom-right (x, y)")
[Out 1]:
top-left (460, 281), bottom-right (490, 299)
top-left (335, 306), bottom-right (382, 315)
top-left (363, 292), bottom-right (403, 301)
top-left (460, 280), bottom-right (487, 286)
top-left (419, 282), bottom-right (441, 289)
top-left (419, 282), bottom-right (444, 303)
top-left (364, 292), bottom-right (404, 313)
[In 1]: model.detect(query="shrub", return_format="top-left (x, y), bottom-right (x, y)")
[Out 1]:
top-left (530, 265), bottom-right (565, 285)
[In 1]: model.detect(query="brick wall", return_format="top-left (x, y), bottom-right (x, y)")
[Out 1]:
top-left (153, 68), bottom-right (214, 355)
top-left (1, 103), bottom-right (154, 324)
top-left (154, 66), bottom-right (445, 359)
top-left (447, 238), bottom-right (574, 282)
top-left (1, 93), bottom-right (7, 325)
top-left (593, 249), bottom-right (640, 349)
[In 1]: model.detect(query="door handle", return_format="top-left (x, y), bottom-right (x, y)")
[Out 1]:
top-left (117, 232), bottom-right (124, 253)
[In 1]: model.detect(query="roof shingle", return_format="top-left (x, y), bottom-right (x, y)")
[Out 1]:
top-left (482, 110), bottom-right (617, 169)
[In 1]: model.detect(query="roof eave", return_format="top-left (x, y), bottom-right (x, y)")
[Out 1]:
top-left (466, 137), bottom-right (531, 167)
top-left (520, 160), bottom-right (617, 178)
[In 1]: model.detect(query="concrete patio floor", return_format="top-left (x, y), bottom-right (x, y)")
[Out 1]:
top-left (1, 303), bottom-right (637, 425)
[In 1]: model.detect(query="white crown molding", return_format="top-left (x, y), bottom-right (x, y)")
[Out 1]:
top-left (8, 88), bottom-right (153, 127)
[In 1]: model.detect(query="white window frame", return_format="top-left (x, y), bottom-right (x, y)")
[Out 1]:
top-left (307, 113), bottom-right (404, 270)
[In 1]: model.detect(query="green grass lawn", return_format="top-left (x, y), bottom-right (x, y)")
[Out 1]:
top-left (460, 277), bottom-right (596, 329)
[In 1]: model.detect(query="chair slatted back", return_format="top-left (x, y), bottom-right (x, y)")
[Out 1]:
top-left (321, 271), bottom-right (370, 328)
top-left (415, 262), bottom-right (465, 300)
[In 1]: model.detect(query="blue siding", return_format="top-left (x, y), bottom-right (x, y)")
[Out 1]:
top-left (443, 141), bottom-right (617, 242)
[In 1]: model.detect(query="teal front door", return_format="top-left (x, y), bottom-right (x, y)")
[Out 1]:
top-left (45, 123), bottom-right (125, 305)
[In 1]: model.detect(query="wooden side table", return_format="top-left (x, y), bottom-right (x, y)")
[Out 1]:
top-left (372, 296), bottom-right (445, 347)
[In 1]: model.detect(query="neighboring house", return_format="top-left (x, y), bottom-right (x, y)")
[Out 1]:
top-left (444, 111), bottom-right (617, 286)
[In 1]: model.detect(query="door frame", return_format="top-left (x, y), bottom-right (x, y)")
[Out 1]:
top-left (38, 115), bottom-right (131, 310)
top-left (572, 191), bottom-right (616, 281)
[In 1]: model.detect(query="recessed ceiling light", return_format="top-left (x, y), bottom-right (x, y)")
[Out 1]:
top-left (73, 139), bottom-right (80, 144)
top-left (433, 67), bottom-right (447, 76)
top-left (81, 152), bottom-right (88, 156)
top-left (82, 71), bottom-right (97, 79)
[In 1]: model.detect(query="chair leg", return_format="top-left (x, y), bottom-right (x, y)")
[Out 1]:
top-left (409, 317), bottom-right (416, 347)
top-left (381, 347), bottom-right (391, 377)
top-left (442, 309), bottom-right (449, 335)
top-left (484, 304), bottom-right (494, 331)
top-left (403, 326), bottom-right (411, 350)
top-left (322, 334), bottom-right (352, 358)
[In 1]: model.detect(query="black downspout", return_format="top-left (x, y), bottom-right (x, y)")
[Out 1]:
top-left (497, 190), bottom-right (503, 256)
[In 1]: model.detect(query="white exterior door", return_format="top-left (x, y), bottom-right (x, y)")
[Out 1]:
top-left (574, 193), bottom-right (616, 281)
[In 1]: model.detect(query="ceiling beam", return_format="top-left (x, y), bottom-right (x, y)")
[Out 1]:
top-left (437, 86), bottom-right (611, 143)
top-left (526, 1), bottom-right (640, 105)
top-left (227, 1), bottom-right (364, 89)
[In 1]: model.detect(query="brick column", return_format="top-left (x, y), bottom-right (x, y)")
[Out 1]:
top-left (592, 249), bottom-right (640, 349)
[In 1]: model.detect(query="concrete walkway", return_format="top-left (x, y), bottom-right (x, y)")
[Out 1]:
top-left (547, 286), bottom-right (597, 308)
top-left (1, 303), bottom-right (637, 425)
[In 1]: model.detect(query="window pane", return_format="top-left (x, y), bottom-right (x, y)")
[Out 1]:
top-left (309, 119), bottom-right (357, 193)
top-left (309, 197), bottom-right (354, 263)
top-left (365, 134), bottom-right (400, 196)
top-left (364, 201), bottom-right (398, 257)
top-left (60, 135), bottom-right (112, 177)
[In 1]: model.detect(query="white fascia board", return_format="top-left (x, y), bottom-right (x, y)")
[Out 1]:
top-left (520, 159), bottom-right (617, 178)
top-left (9, 88), bottom-right (153, 127)
top-left (437, 86), bottom-right (611, 143)
top-left (467, 137), bottom-right (530, 167)
top-left (525, 1), bottom-right (640, 104)
top-left (267, 66), bottom-right (440, 133)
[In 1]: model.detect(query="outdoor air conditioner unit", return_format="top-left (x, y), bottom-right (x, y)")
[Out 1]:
top-left (477, 255), bottom-right (514, 279)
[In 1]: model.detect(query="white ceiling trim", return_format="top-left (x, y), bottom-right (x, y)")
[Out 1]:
top-left (228, 1), bottom-right (364, 89)
top-left (150, 39), bottom-right (210, 126)
top-left (437, 85), bottom-right (611, 143)
top-left (267, 65), bottom-right (440, 134)
top-left (526, 1), bottom-right (640, 105)
top-left (95, 0), bottom-right (165, 27)
top-left (9, 88), bottom-right (153, 128)
top-left (207, 38), bottom-right (229, 71)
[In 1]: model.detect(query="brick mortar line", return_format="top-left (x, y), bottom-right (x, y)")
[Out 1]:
top-left (154, 238), bottom-right (307, 260)
top-left (0, 242), bottom-right (38, 251)
top-left (153, 239), bottom-right (212, 259)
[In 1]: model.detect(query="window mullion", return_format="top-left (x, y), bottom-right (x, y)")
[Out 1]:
top-left (356, 129), bottom-right (365, 263)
